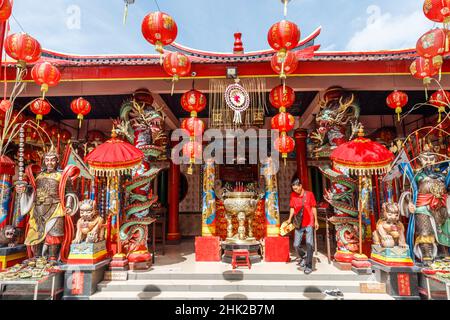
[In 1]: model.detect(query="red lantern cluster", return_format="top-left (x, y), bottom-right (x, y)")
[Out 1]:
top-left (429, 89), bottom-right (450, 122)
top-left (269, 84), bottom-right (296, 162)
top-left (5, 33), bottom-right (41, 68)
top-left (416, 28), bottom-right (447, 71)
top-left (180, 89), bottom-right (206, 173)
top-left (268, 20), bottom-right (300, 80)
top-left (141, 11), bottom-right (178, 55)
top-left (31, 62), bottom-right (61, 98)
top-left (70, 97), bottom-right (91, 128)
top-left (386, 90), bottom-right (408, 121)
top-left (30, 98), bottom-right (51, 122)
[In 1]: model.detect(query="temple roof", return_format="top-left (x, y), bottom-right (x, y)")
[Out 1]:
top-left (4, 27), bottom-right (420, 68)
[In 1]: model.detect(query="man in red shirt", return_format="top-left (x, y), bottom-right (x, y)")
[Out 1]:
top-left (287, 178), bottom-right (319, 274)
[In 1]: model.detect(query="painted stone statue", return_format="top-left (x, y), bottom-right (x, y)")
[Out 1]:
top-left (371, 202), bottom-right (413, 266)
top-left (15, 148), bottom-right (79, 262)
top-left (309, 87), bottom-right (360, 158)
top-left (400, 147), bottom-right (450, 265)
top-left (73, 200), bottom-right (105, 244)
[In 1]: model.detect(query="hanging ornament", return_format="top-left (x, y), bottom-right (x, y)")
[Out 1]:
top-left (141, 11), bottom-right (178, 61)
top-left (274, 133), bottom-right (295, 165)
top-left (271, 112), bottom-right (295, 132)
top-left (0, 0), bottom-right (12, 22)
top-left (181, 117), bottom-right (205, 137)
top-left (386, 90), bottom-right (408, 121)
top-left (5, 33), bottom-right (42, 69)
top-left (423, 0), bottom-right (450, 23)
top-left (30, 98), bottom-right (51, 122)
top-left (271, 51), bottom-right (298, 79)
top-left (430, 89), bottom-right (450, 122)
top-left (163, 52), bottom-right (191, 95)
top-left (70, 97), bottom-right (92, 128)
top-left (267, 20), bottom-right (300, 57)
top-left (224, 80), bottom-right (250, 125)
top-left (123, 0), bottom-right (135, 25)
top-left (31, 62), bottom-right (61, 98)
top-left (180, 89), bottom-right (207, 117)
top-left (269, 84), bottom-right (295, 112)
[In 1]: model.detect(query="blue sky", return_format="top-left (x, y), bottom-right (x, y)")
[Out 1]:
top-left (9, 0), bottom-right (436, 55)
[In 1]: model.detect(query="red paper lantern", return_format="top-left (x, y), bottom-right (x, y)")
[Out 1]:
top-left (271, 51), bottom-right (298, 78)
top-left (267, 20), bottom-right (300, 57)
top-left (163, 52), bottom-right (191, 81)
top-left (70, 97), bottom-right (91, 127)
top-left (182, 140), bottom-right (202, 162)
top-left (386, 90), bottom-right (408, 121)
top-left (269, 85), bottom-right (295, 112)
top-left (0, 0), bottom-right (12, 22)
top-left (5, 33), bottom-right (41, 67)
top-left (430, 89), bottom-right (450, 122)
top-left (180, 89), bottom-right (207, 117)
top-left (271, 112), bottom-right (295, 132)
top-left (0, 99), bottom-right (11, 113)
top-left (416, 28), bottom-right (447, 69)
top-left (31, 62), bottom-right (61, 98)
top-left (141, 11), bottom-right (178, 54)
top-left (274, 133), bottom-right (295, 159)
top-left (181, 117), bottom-right (205, 136)
top-left (60, 129), bottom-right (72, 143)
top-left (30, 98), bottom-right (51, 121)
top-left (410, 57), bottom-right (439, 84)
top-left (423, 0), bottom-right (450, 23)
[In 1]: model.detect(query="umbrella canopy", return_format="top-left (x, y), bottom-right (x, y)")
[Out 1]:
top-left (85, 132), bottom-right (144, 177)
top-left (331, 128), bottom-right (394, 176)
top-left (0, 155), bottom-right (15, 176)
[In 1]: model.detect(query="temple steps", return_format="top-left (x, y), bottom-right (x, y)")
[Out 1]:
top-left (90, 290), bottom-right (393, 300)
top-left (91, 273), bottom-right (393, 300)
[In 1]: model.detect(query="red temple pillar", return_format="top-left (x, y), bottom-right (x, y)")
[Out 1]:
top-left (167, 153), bottom-right (181, 243)
top-left (294, 129), bottom-right (309, 189)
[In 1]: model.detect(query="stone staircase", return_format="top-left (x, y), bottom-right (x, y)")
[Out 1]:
top-left (90, 268), bottom-right (393, 300)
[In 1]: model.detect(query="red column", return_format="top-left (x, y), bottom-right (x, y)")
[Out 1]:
top-left (167, 153), bottom-right (181, 243)
top-left (294, 129), bottom-right (309, 189)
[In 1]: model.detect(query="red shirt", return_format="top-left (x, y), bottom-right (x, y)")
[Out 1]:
top-left (289, 190), bottom-right (317, 227)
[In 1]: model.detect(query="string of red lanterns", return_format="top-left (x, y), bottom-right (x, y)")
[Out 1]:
top-left (180, 89), bottom-right (206, 174)
top-left (269, 84), bottom-right (296, 164)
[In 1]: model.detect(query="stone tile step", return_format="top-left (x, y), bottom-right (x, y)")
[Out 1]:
top-left (127, 271), bottom-right (373, 281)
top-left (90, 290), bottom-right (394, 300)
top-left (97, 279), bottom-right (371, 293)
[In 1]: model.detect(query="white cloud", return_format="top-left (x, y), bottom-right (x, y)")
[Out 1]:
top-left (346, 8), bottom-right (434, 51)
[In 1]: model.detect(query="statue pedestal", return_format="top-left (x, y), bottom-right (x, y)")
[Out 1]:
top-left (60, 259), bottom-right (111, 300)
top-left (370, 260), bottom-right (421, 300)
top-left (370, 245), bottom-right (414, 267)
top-left (0, 245), bottom-right (27, 270)
top-left (195, 236), bottom-right (221, 261)
top-left (264, 236), bottom-right (290, 262)
top-left (221, 241), bottom-right (261, 264)
top-left (67, 241), bottom-right (108, 265)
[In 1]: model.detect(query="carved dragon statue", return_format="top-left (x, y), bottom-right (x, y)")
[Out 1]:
top-left (113, 89), bottom-right (167, 263)
top-left (309, 87), bottom-right (361, 158)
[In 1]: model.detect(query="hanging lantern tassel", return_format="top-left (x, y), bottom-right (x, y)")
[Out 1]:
top-left (123, 2), bottom-right (129, 25)
top-left (395, 106), bottom-right (401, 122)
top-left (438, 106), bottom-right (445, 123)
top-left (171, 75), bottom-right (179, 96)
top-left (283, 153), bottom-right (287, 166)
top-left (77, 114), bottom-right (84, 128)
top-left (187, 160), bottom-right (194, 175)
top-left (233, 110), bottom-right (243, 125)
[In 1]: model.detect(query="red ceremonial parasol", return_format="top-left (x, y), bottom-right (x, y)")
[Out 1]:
top-left (84, 130), bottom-right (144, 257)
top-left (330, 127), bottom-right (394, 262)
top-left (85, 131), bottom-right (144, 176)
